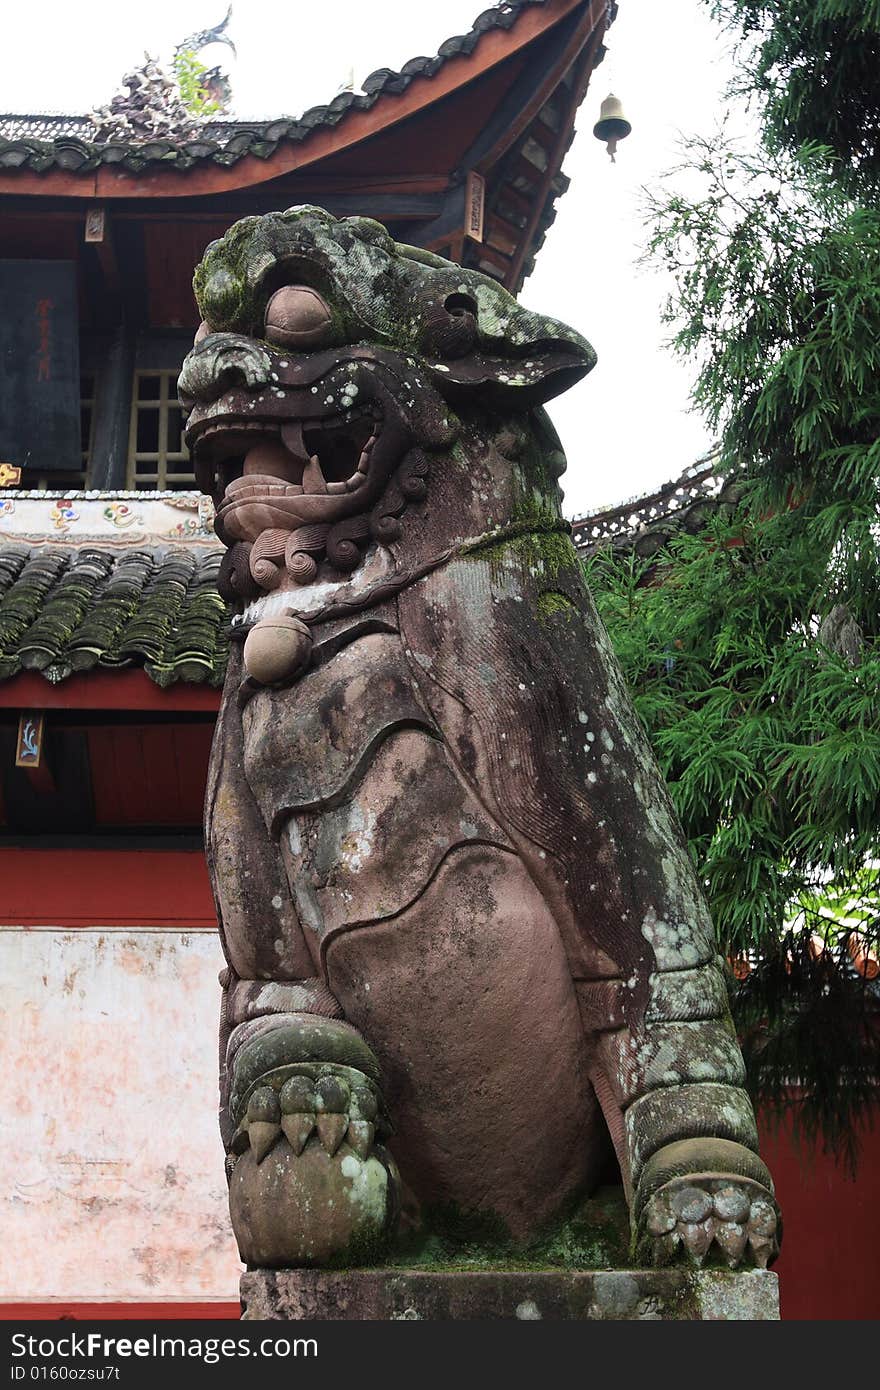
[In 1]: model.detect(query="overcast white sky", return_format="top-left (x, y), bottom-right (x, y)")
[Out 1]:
top-left (1, 0), bottom-right (746, 517)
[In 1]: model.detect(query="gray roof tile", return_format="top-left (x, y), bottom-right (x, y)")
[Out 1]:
top-left (0, 544), bottom-right (228, 686)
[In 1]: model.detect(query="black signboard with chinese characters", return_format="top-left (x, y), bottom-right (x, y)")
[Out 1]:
top-left (0, 260), bottom-right (81, 474)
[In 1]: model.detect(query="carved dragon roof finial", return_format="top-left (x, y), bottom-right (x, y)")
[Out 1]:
top-left (175, 5), bottom-right (237, 60)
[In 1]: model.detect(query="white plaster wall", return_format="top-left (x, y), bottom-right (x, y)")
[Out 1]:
top-left (0, 927), bottom-right (241, 1301)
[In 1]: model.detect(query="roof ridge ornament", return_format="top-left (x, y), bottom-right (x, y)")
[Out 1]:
top-left (88, 9), bottom-right (235, 143)
top-left (175, 4), bottom-right (236, 115)
top-left (175, 4), bottom-right (236, 62)
top-left (89, 54), bottom-right (204, 144)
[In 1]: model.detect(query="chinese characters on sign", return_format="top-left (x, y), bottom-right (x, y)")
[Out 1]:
top-left (0, 260), bottom-right (81, 472)
top-left (465, 171), bottom-right (485, 243)
top-left (36, 298), bottom-right (54, 383)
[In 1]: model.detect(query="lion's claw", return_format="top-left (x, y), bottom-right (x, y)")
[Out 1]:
top-left (642, 1175), bottom-right (780, 1269)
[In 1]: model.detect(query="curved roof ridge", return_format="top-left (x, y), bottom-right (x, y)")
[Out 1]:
top-left (0, 1), bottom-right (555, 170)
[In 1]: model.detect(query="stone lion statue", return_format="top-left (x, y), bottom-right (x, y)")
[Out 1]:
top-left (178, 206), bottom-right (779, 1273)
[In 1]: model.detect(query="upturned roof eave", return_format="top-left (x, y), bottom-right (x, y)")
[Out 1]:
top-left (0, 0), bottom-right (600, 201)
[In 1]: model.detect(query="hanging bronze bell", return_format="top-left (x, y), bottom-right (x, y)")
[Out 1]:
top-left (593, 93), bottom-right (631, 162)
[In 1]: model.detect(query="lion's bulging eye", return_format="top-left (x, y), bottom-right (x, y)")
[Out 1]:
top-left (264, 285), bottom-right (336, 350)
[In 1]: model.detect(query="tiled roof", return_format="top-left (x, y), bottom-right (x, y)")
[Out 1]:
top-left (0, 1), bottom-right (551, 175)
top-left (0, 544), bottom-right (228, 686)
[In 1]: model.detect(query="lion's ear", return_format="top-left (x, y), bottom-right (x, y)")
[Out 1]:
top-left (412, 273), bottom-right (596, 406)
top-left (422, 330), bottom-right (595, 406)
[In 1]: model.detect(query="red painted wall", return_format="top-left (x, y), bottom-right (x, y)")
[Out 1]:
top-left (0, 1303), bottom-right (239, 1321)
top-left (87, 724), bottom-right (214, 827)
top-left (758, 1107), bottom-right (880, 1320)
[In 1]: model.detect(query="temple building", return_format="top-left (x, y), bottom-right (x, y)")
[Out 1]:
top-left (0, 0), bottom-right (876, 1319)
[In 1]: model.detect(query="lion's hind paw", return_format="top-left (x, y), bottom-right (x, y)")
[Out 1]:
top-left (642, 1175), bottom-right (779, 1270)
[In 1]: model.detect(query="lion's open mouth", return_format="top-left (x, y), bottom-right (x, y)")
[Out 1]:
top-left (191, 402), bottom-right (383, 500)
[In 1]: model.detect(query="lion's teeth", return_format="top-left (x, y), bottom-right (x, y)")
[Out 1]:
top-left (303, 455), bottom-right (327, 494)
top-left (280, 421), bottom-right (309, 461)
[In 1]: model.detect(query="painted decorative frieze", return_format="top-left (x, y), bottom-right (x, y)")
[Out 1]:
top-left (0, 490), bottom-right (218, 548)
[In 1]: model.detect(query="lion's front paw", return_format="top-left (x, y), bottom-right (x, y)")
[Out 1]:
top-left (224, 1015), bottom-right (399, 1268)
top-left (641, 1175), bottom-right (780, 1269)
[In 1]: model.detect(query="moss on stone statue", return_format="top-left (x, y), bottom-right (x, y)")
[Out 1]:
top-left (536, 589), bottom-right (580, 622)
top-left (513, 528), bottom-right (579, 580)
top-left (372, 1186), bottom-right (631, 1274)
top-left (321, 1216), bottom-right (398, 1272)
top-left (464, 523), bottom-right (577, 579)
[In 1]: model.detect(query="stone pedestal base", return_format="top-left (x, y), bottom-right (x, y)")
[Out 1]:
top-left (241, 1268), bottom-right (779, 1320)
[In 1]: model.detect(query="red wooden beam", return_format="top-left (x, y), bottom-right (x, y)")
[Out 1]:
top-left (0, 670), bottom-right (221, 712)
top-left (475, 0), bottom-right (608, 176)
top-left (0, 848), bottom-right (216, 927)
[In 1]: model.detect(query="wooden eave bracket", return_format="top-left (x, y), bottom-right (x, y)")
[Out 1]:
top-left (84, 203), bottom-right (120, 293)
top-left (15, 709), bottom-right (56, 792)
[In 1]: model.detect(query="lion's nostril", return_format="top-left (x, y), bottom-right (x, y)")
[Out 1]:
top-left (178, 337), bottom-right (272, 404)
top-left (265, 285), bottom-right (335, 350)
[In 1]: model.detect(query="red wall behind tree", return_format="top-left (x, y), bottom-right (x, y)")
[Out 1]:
top-left (758, 1108), bottom-right (880, 1320)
